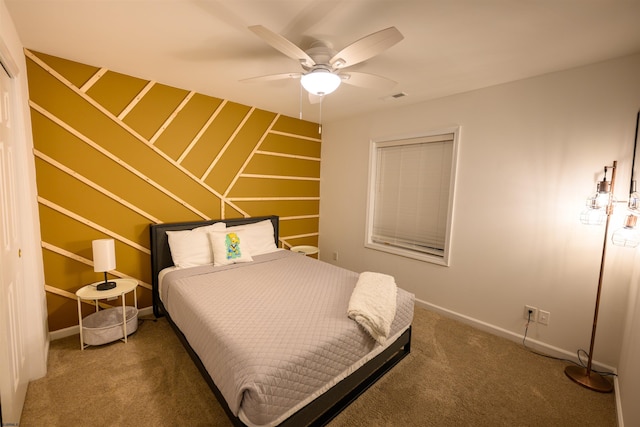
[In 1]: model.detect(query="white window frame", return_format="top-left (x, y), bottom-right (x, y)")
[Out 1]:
top-left (365, 127), bottom-right (460, 266)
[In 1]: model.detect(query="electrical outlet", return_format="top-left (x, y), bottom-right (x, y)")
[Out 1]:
top-left (332, 252), bottom-right (339, 261)
top-left (524, 305), bottom-right (538, 322)
top-left (538, 310), bottom-right (550, 325)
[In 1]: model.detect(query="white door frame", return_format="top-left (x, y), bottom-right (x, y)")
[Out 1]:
top-left (0, 30), bottom-right (48, 425)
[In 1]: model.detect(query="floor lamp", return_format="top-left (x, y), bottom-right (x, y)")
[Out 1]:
top-left (567, 161), bottom-right (616, 393)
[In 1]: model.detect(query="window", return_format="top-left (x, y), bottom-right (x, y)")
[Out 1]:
top-left (365, 128), bottom-right (459, 265)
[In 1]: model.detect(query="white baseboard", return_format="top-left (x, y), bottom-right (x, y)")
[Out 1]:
top-left (49, 306), bottom-right (155, 341)
top-left (414, 298), bottom-right (617, 373)
top-left (615, 378), bottom-right (624, 427)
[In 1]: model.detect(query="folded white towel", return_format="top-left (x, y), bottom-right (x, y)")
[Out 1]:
top-left (348, 271), bottom-right (398, 345)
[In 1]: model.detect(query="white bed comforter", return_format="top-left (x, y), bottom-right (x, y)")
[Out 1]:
top-left (161, 250), bottom-right (414, 427)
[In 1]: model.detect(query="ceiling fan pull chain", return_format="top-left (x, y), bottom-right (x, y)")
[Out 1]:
top-left (319, 97), bottom-right (323, 134)
top-left (299, 81), bottom-right (303, 120)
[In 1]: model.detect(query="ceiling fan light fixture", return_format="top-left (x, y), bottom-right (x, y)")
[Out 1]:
top-left (300, 70), bottom-right (341, 96)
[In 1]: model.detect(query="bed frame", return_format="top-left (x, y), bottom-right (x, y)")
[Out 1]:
top-left (149, 215), bottom-right (412, 427)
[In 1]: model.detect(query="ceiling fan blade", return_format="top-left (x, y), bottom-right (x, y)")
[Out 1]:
top-left (240, 72), bottom-right (301, 83)
top-left (340, 72), bottom-right (397, 89)
top-left (248, 25), bottom-right (315, 68)
top-left (330, 27), bottom-right (404, 69)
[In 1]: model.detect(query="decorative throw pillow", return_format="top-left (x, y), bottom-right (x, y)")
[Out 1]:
top-left (166, 222), bottom-right (225, 268)
top-left (226, 219), bottom-right (277, 255)
top-left (209, 230), bottom-right (254, 266)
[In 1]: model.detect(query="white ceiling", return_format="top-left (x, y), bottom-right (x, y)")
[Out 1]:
top-left (6, 0), bottom-right (640, 123)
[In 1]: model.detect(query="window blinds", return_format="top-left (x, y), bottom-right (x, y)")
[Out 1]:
top-left (372, 133), bottom-right (454, 256)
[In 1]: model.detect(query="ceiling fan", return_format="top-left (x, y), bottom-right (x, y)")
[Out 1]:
top-left (243, 25), bottom-right (404, 102)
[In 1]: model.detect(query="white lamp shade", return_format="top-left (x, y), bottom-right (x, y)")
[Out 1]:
top-left (92, 239), bottom-right (116, 272)
top-left (300, 70), bottom-right (341, 96)
top-left (612, 227), bottom-right (640, 248)
top-left (580, 207), bottom-right (607, 225)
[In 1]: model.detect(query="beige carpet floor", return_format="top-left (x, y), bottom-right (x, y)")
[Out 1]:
top-left (20, 307), bottom-right (617, 426)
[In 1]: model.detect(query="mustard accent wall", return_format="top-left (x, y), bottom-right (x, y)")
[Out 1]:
top-left (25, 50), bottom-right (321, 332)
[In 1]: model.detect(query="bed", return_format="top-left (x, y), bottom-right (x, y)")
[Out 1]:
top-left (150, 215), bottom-right (414, 427)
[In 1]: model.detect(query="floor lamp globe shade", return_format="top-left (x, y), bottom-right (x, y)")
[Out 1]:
top-left (612, 215), bottom-right (640, 248)
top-left (580, 208), bottom-right (606, 225)
top-left (92, 239), bottom-right (116, 272)
top-left (586, 187), bottom-right (613, 210)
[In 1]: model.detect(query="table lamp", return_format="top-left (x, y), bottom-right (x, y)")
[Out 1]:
top-left (92, 238), bottom-right (117, 291)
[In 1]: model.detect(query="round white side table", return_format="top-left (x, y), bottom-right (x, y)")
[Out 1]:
top-left (290, 245), bottom-right (319, 256)
top-left (76, 278), bottom-right (138, 350)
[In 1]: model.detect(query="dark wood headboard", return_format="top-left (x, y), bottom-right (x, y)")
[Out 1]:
top-left (149, 215), bottom-right (279, 317)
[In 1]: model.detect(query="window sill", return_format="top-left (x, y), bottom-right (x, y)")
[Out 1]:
top-left (365, 242), bottom-right (449, 266)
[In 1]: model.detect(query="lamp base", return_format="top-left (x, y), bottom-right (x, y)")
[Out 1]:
top-left (564, 365), bottom-right (613, 393)
top-left (96, 281), bottom-right (116, 291)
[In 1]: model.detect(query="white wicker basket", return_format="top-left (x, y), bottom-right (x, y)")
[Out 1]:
top-left (82, 306), bottom-right (138, 346)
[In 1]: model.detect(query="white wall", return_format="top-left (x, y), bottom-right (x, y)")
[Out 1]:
top-left (618, 249), bottom-right (640, 426)
top-left (319, 53), bottom-right (640, 372)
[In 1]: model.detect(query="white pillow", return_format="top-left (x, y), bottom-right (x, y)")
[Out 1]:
top-left (209, 230), bottom-right (254, 266)
top-left (226, 219), bottom-right (277, 256)
top-left (166, 222), bottom-right (226, 268)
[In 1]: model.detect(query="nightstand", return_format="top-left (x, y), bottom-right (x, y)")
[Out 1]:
top-left (290, 245), bottom-right (319, 256)
top-left (76, 278), bottom-right (138, 350)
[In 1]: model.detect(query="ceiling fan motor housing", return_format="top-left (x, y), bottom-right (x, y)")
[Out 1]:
top-left (302, 45), bottom-right (337, 71)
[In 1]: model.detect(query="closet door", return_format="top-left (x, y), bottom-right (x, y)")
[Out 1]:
top-left (0, 62), bottom-right (27, 425)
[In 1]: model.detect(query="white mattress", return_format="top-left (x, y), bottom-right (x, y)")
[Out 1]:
top-left (160, 250), bottom-right (414, 426)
